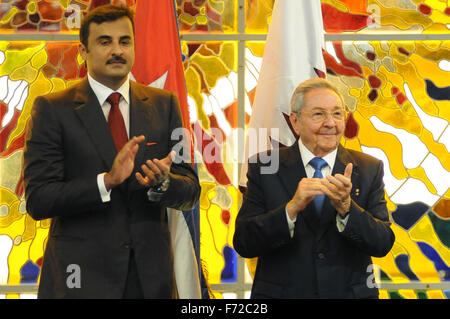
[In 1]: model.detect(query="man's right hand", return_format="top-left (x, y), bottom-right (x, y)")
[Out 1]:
top-left (104, 135), bottom-right (145, 190)
top-left (286, 177), bottom-right (325, 220)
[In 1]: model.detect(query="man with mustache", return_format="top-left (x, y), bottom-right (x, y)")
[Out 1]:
top-left (234, 78), bottom-right (395, 298)
top-left (23, 5), bottom-right (200, 298)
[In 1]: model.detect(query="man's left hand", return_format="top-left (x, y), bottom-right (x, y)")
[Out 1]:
top-left (136, 150), bottom-right (175, 188)
top-left (320, 163), bottom-right (353, 215)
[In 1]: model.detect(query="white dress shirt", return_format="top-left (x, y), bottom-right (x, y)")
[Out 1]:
top-left (88, 73), bottom-right (130, 135)
top-left (286, 139), bottom-right (349, 237)
top-left (88, 74), bottom-right (130, 202)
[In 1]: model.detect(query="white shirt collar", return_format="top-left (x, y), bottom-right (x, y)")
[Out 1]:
top-left (298, 138), bottom-right (337, 170)
top-left (87, 73), bottom-right (130, 106)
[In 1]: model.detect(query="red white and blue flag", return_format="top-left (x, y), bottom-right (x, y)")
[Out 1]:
top-left (130, 0), bottom-right (205, 298)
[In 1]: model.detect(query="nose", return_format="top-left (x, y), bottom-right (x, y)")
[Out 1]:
top-left (322, 114), bottom-right (337, 127)
top-left (111, 41), bottom-right (124, 55)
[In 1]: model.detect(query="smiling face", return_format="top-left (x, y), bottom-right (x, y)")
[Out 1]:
top-left (290, 87), bottom-right (346, 157)
top-left (79, 16), bottom-right (135, 90)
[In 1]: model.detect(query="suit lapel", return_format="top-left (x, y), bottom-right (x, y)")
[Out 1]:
top-left (333, 145), bottom-right (360, 192)
top-left (74, 79), bottom-right (117, 170)
top-left (128, 82), bottom-right (166, 192)
top-left (277, 141), bottom-right (305, 199)
top-left (277, 141), bottom-right (318, 229)
top-left (129, 82), bottom-right (150, 169)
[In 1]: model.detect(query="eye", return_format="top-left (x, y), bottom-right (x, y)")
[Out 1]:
top-left (313, 111), bottom-right (325, 118)
top-left (310, 111), bottom-right (325, 121)
top-left (333, 110), bottom-right (345, 119)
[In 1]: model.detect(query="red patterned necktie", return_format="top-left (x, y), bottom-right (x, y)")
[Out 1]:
top-left (107, 92), bottom-right (128, 152)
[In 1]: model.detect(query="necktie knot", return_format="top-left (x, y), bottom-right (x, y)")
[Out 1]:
top-left (107, 92), bottom-right (121, 107)
top-left (309, 157), bottom-right (327, 171)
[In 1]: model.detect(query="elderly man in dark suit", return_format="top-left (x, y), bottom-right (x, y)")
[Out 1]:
top-left (234, 78), bottom-right (395, 299)
top-left (23, 5), bottom-right (200, 298)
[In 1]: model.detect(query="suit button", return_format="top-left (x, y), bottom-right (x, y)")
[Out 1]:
top-left (317, 252), bottom-right (325, 260)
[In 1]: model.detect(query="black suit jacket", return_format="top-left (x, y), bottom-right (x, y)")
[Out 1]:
top-left (233, 141), bottom-right (395, 298)
top-left (23, 79), bottom-right (200, 298)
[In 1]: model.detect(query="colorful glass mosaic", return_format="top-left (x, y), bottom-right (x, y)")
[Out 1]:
top-left (246, 0), bottom-right (450, 33)
top-left (0, 41), bottom-right (80, 298)
top-left (0, 0), bottom-right (134, 32)
top-left (326, 40), bottom-right (450, 299)
top-left (0, 0), bottom-right (233, 33)
top-left (181, 40), bottom-right (241, 293)
top-left (0, 0), bottom-right (449, 299)
top-left (177, 0), bottom-right (235, 33)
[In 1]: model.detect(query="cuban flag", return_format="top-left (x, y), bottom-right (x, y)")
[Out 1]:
top-left (130, 0), bottom-right (207, 299)
top-left (240, 0), bottom-right (326, 187)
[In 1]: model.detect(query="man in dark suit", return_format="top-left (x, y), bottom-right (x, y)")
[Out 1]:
top-left (23, 5), bottom-right (200, 298)
top-left (234, 78), bottom-right (395, 299)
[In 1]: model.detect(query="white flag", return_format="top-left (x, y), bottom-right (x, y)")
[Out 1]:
top-left (240, 0), bottom-right (326, 186)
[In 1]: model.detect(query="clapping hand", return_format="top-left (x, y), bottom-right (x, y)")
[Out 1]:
top-left (320, 163), bottom-right (353, 216)
top-left (135, 150), bottom-right (175, 188)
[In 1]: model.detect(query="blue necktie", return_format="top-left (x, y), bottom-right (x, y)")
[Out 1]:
top-left (309, 157), bottom-right (327, 214)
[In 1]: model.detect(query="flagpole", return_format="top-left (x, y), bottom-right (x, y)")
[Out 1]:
top-left (235, 0), bottom-right (247, 300)
top-left (237, 0), bottom-right (246, 187)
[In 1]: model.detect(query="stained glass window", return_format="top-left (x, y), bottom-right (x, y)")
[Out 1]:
top-left (1, 1), bottom-right (95, 32)
top-left (246, 0), bottom-right (450, 34)
top-left (327, 39), bottom-right (450, 299)
top-left (0, 0), bottom-right (449, 299)
top-left (177, 0), bottom-right (236, 33)
top-left (182, 40), bottom-right (241, 293)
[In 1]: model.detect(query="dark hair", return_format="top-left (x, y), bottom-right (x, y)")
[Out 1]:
top-left (79, 5), bottom-right (135, 49)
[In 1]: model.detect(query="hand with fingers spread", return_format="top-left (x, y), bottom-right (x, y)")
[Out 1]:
top-left (321, 163), bottom-right (353, 216)
top-left (136, 150), bottom-right (175, 188)
top-left (104, 135), bottom-right (146, 191)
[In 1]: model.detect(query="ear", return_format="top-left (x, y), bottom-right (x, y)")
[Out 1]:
top-left (289, 112), bottom-right (301, 137)
top-left (78, 43), bottom-right (88, 61)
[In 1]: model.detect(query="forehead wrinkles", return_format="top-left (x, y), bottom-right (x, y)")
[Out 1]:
top-left (304, 89), bottom-right (342, 110)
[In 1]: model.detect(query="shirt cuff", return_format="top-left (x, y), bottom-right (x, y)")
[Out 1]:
top-left (97, 173), bottom-right (111, 202)
top-left (286, 207), bottom-right (297, 238)
top-left (336, 213), bottom-right (350, 232)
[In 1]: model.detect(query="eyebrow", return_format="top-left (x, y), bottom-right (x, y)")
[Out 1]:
top-left (96, 35), bottom-right (111, 41)
top-left (307, 106), bottom-right (344, 111)
top-left (119, 35), bottom-right (132, 41)
top-left (95, 35), bottom-right (132, 42)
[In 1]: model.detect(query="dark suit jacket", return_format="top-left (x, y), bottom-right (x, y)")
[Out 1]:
top-left (23, 79), bottom-right (200, 298)
top-left (233, 141), bottom-right (395, 299)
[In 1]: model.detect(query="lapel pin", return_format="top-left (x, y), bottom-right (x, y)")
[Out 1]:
top-left (146, 142), bottom-right (157, 146)
top-left (355, 188), bottom-right (360, 196)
